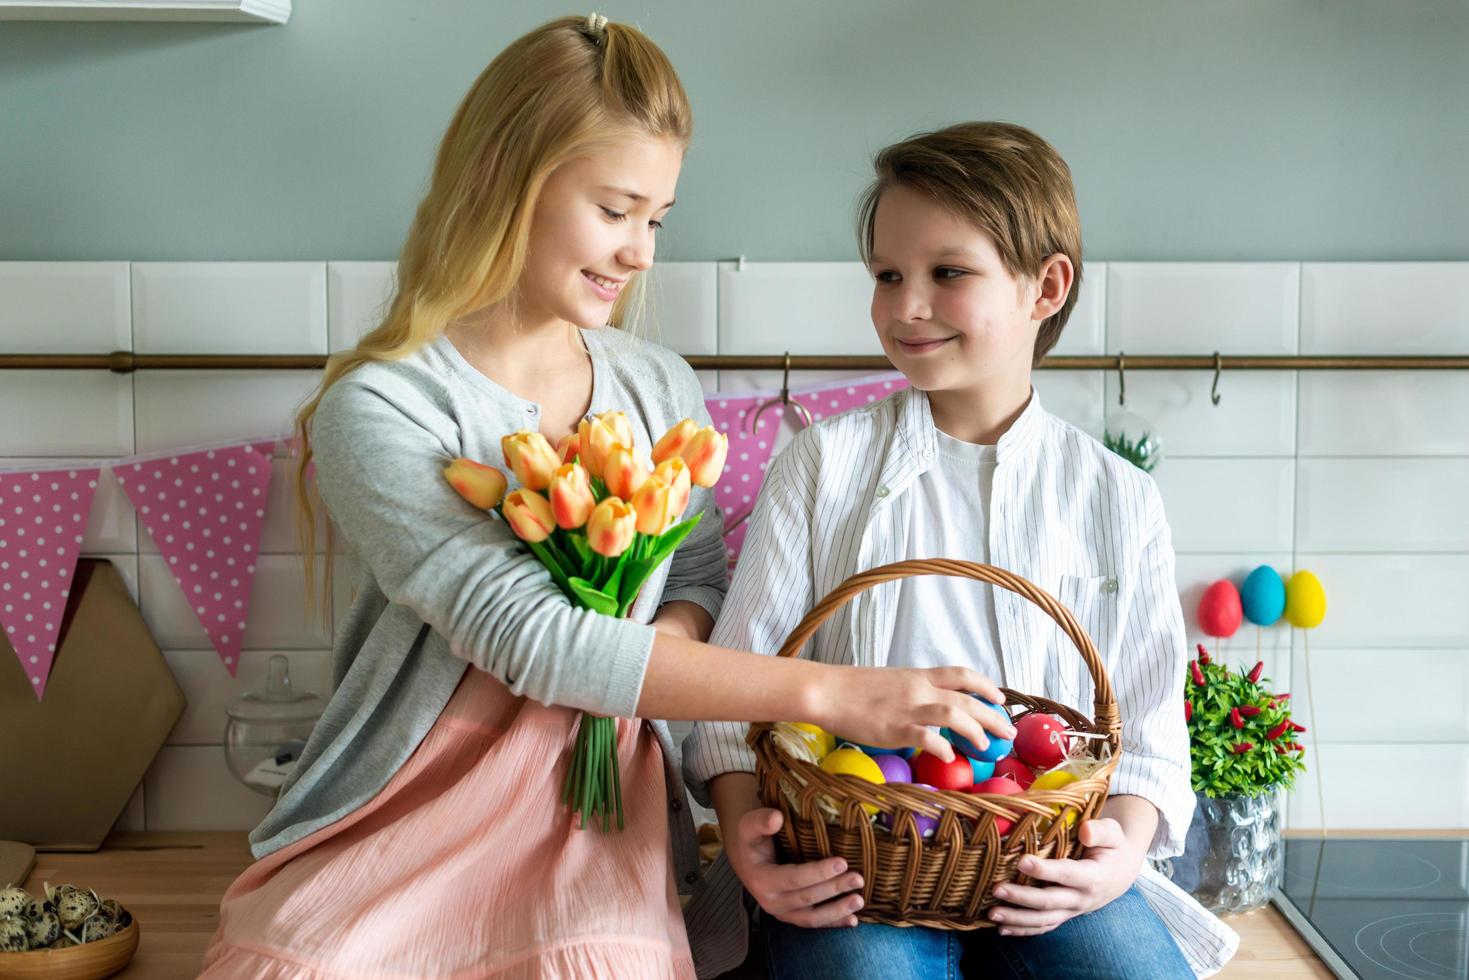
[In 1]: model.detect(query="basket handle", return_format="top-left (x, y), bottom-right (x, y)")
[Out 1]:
top-left (755, 559), bottom-right (1119, 738)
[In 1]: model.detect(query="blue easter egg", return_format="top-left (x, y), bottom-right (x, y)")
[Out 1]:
top-left (1240, 565), bottom-right (1286, 626)
top-left (945, 699), bottom-right (1013, 763)
top-left (969, 758), bottom-right (996, 782)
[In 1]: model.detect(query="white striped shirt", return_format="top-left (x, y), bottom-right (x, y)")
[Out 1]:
top-left (679, 387), bottom-right (1239, 977)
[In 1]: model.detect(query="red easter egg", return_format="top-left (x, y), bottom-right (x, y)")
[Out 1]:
top-left (993, 755), bottom-right (1037, 789)
top-left (1014, 713), bottom-right (1070, 769)
top-left (912, 750), bottom-right (974, 792)
top-left (1198, 579), bottom-right (1244, 638)
top-left (969, 776), bottom-right (1025, 835)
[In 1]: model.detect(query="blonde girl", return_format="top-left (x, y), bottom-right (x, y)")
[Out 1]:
top-left (199, 15), bottom-right (1008, 979)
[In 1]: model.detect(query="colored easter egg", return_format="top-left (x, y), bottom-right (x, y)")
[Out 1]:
top-left (789, 723), bottom-right (836, 759)
top-left (1013, 713), bottom-right (1070, 769)
top-left (946, 699), bottom-right (1013, 763)
top-left (874, 753), bottom-right (913, 784)
top-left (1198, 579), bottom-right (1244, 638)
top-left (1239, 565), bottom-right (1286, 627)
top-left (969, 758), bottom-right (996, 783)
top-left (993, 756), bottom-right (1037, 789)
top-left (912, 749), bottom-right (974, 792)
top-left (820, 747), bottom-right (886, 816)
top-left (1030, 769), bottom-right (1080, 827)
top-left (881, 784), bottom-right (939, 839)
top-left (1284, 570), bottom-right (1327, 629)
top-left (969, 776), bottom-right (1025, 835)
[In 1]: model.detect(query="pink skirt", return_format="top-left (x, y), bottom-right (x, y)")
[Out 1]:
top-left (200, 666), bottom-right (693, 979)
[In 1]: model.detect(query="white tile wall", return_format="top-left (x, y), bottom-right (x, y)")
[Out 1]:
top-left (2, 261), bottom-right (1465, 833)
top-left (132, 263), bottom-right (328, 355)
top-left (0, 262), bottom-right (131, 352)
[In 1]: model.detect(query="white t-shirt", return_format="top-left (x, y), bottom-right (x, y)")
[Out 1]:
top-left (887, 426), bottom-right (1006, 681)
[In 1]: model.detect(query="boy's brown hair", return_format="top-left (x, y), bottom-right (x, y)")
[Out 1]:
top-left (857, 121), bottom-right (1083, 365)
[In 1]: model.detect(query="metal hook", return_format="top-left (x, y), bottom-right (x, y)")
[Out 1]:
top-left (1116, 352), bottom-right (1126, 407)
top-left (748, 351), bottom-right (814, 433)
top-left (1210, 351), bottom-right (1223, 406)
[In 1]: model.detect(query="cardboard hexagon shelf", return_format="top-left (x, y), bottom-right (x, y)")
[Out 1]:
top-left (0, 559), bottom-right (186, 850)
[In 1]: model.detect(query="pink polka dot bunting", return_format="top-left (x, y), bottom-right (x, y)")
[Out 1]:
top-left (114, 444), bottom-right (274, 677)
top-left (704, 393), bottom-right (777, 566)
top-left (0, 466), bottom-right (102, 699)
top-left (703, 373), bottom-right (907, 568)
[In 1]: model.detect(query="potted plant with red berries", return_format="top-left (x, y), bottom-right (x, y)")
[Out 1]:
top-left (1166, 643), bottom-right (1307, 914)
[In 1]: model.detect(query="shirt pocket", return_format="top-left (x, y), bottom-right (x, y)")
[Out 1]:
top-left (1048, 573), bottom-right (1119, 714)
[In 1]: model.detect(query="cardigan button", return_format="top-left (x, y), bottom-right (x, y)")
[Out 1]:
top-left (670, 797), bottom-right (683, 812)
top-left (685, 872), bottom-right (700, 885)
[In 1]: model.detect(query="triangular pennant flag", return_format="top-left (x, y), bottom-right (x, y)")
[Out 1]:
top-left (0, 466), bottom-right (101, 699)
top-left (114, 444), bottom-right (274, 676)
top-left (704, 393), bottom-right (781, 566)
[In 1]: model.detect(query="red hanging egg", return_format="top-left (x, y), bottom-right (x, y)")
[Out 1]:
top-left (1198, 579), bottom-right (1244, 638)
top-left (912, 750), bottom-right (974, 792)
top-left (993, 755), bottom-right (1037, 789)
top-left (1013, 713), bottom-right (1070, 769)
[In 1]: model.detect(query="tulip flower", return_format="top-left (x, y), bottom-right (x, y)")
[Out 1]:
top-left (603, 443), bottom-right (650, 500)
top-left (652, 418), bottom-right (698, 464)
top-left (577, 415), bottom-right (620, 477)
top-left (443, 457), bottom-right (507, 510)
top-left (680, 425), bottom-right (729, 488)
top-left (631, 474), bottom-right (675, 536)
top-left (553, 432), bottom-right (580, 464)
top-left (502, 488), bottom-right (556, 543)
top-left (652, 457), bottom-right (692, 520)
top-left (594, 410), bottom-right (635, 450)
top-left (587, 497), bottom-right (637, 557)
top-left (501, 431), bottom-right (560, 491)
top-left (549, 462), bottom-right (595, 529)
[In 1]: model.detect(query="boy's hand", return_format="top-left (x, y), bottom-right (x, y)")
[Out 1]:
top-left (726, 807), bottom-right (865, 928)
top-left (985, 817), bottom-right (1144, 936)
top-left (814, 665), bottom-right (1014, 762)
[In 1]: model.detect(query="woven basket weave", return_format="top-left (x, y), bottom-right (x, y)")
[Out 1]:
top-left (748, 559), bottom-right (1122, 929)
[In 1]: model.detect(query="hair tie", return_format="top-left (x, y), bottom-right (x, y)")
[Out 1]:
top-left (584, 13), bottom-right (608, 39)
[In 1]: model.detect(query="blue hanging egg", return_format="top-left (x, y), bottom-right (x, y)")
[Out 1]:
top-left (1240, 565), bottom-right (1286, 626)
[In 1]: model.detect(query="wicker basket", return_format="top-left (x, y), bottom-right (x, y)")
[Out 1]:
top-left (748, 559), bottom-right (1122, 929)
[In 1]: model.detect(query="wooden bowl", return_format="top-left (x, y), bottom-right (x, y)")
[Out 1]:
top-left (0, 920), bottom-right (139, 979)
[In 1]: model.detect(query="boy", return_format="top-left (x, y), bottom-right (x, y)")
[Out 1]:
top-left (682, 123), bottom-right (1238, 978)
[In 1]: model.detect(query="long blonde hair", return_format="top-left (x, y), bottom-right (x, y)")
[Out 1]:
top-left (295, 14), bottom-right (692, 609)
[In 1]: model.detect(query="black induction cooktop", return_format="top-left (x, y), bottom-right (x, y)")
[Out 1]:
top-left (1274, 837), bottom-right (1469, 979)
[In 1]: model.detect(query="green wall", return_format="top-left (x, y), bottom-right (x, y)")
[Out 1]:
top-left (2, 1), bottom-right (1465, 262)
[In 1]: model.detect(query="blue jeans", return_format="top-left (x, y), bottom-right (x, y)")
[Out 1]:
top-left (762, 885), bottom-right (1192, 979)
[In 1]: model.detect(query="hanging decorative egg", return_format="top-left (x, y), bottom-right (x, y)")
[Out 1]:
top-left (1239, 565), bottom-right (1286, 626)
top-left (1198, 579), bottom-right (1244, 638)
top-left (1284, 570), bottom-right (1327, 629)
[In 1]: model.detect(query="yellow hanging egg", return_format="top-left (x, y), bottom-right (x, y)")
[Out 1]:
top-left (787, 723), bottom-right (836, 760)
top-left (1284, 570), bottom-right (1327, 629)
top-left (820, 747), bottom-right (886, 816)
top-left (1029, 769), bottom-right (1079, 828)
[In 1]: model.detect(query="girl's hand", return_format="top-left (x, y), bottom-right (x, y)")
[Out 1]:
top-left (986, 818), bottom-right (1143, 936)
top-left (811, 665), bottom-right (1014, 762)
top-left (725, 807), bottom-right (865, 928)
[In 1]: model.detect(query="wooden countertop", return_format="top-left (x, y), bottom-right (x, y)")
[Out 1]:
top-left (22, 832), bottom-right (1329, 978)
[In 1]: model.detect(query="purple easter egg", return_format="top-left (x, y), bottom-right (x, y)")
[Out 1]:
top-left (881, 783), bottom-right (939, 839)
top-left (874, 754), bottom-right (912, 784)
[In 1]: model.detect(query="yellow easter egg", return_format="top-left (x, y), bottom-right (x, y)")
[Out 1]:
top-left (820, 747), bottom-right (886, 816)
top-left (1284, 570), bottom-right (1327, 629)
top-left (1029, 769), bottom-right (1079, 828)
top-left (788, 722), bottom-right (836, 760)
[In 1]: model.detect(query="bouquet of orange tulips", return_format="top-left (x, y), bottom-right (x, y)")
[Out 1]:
top-left (444, 410), bottom-right (728, 830)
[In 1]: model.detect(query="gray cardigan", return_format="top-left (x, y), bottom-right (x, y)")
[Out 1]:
top-left (248, 328), bottom-right (728, 908)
